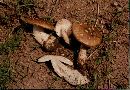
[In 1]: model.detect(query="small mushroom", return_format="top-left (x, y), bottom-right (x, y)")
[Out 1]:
top-left (33, 26), bottom-right (58, 51)
top-left (38, 55), bottom-right (89, 85)
top-left (54, 19), bottom-right (72, 44)
top-left (21, 17), bottom-right (55, 30)
top-left (72, 22), bottom-right (102, 47)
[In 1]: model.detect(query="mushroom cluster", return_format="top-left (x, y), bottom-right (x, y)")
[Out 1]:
top-left (21, 16), bottom-right (102, 85)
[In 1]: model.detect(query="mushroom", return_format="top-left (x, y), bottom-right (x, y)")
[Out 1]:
top-left (72, 22), bottom-right (102, 47)
top-left (21, 17), bottom-right (58, 51)
top-left (72, 22), bottom-right (102, 66)
top-left (38, 55), bottom-right (89, 85)
top-left (54, 19), bottom-right (72, 44)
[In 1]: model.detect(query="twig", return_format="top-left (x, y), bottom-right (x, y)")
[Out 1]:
top-left (86, 49), bottom-right (98, 60)
top-left (0, 2), bottom-right (12, 9)
top-left (95, 3), bottom-right (100, 27)
top-left (86, 43), bottom-right (103, 60)
top-left (48, 0), bottom-right (59, 16)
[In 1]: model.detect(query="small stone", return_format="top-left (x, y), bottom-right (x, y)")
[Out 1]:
top-left (61, 54), bottom-right (65, 56)
top-left (113, 1), bottom-right (118, 6)
top-left (117, 7), bottom-right (123, 12)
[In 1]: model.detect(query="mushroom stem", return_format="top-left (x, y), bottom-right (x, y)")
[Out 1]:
top-left (54, 19), bottom-right (72, 44)
top-left (61, 29), bottom-right (70, 44)
top-left (78, 45), bottom-right (87, 66)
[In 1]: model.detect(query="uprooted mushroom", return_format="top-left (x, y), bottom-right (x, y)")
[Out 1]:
top-left (21, 16), bottom-right (102, 85)
top-left (21, 17), bottom-right (59, 51)
top-left (21, 17), bottom-right (73, 51)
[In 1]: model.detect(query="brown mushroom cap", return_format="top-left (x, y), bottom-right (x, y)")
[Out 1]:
top-left (21, 17), bottom-right (55, 30)
top-left (72, 23), bottom-right (102, 47)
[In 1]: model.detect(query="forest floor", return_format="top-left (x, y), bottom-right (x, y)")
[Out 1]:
top-left (0, 0), bottom-right (129, 89)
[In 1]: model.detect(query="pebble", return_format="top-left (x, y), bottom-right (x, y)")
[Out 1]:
top-left (117, 7), bottom-right (123, 12)
top-left (61, 54), bottom-right (65, 56)
top-left (113, 1), bottom-right (118, 6)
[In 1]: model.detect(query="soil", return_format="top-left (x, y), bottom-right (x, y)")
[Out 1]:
top-left (0, 0), bottom-right (129, 89)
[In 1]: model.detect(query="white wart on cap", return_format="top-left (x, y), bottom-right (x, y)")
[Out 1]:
top-left (72, 23), bottom-right (102, 47)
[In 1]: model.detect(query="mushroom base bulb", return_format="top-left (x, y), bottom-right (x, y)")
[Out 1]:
top-left (78, 48), bottom-right (87, 66)
top-left (44, 35), bottom-right (59, 51)
top-left (33, 26), bottom-right (58, 51)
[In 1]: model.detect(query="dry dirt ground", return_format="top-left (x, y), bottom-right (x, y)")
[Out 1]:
top-left (0, 0), bottom-right (129, 89)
